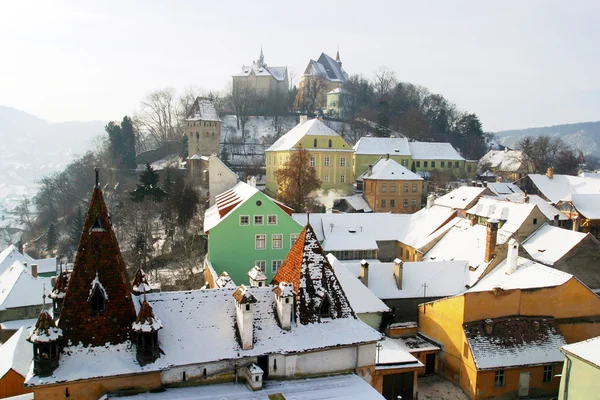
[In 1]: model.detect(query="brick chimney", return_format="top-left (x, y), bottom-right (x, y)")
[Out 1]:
top-left (484, 220), bottom-right (499, 263)
top-left (31, 264), bottom-right (38, 278)
top-left (547, 167), bottom-right (554, 179)
top-left (360, 260), bottom-right (369, 287)
top-left (506, 238), bottom-right (519, 275)
top-left (368, 164), bottom-right (373, 176)
top-left (233, 285), bottom-right (257, 350)
top-left (394, 258), bottom-right (404, 289)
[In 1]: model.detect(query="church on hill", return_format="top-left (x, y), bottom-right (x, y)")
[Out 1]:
top-left (295, 50), bottom-right (349, 111)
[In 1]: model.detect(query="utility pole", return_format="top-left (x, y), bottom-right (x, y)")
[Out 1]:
top-left (423, 282), bottom-right (428, 314)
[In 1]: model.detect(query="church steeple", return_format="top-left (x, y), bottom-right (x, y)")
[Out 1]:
top-left (336, 46), bottom-right (342, 66)
top-left (58, 168), bottom-right (136, 347)
top-left (258, 46), bottom-right (265, 67)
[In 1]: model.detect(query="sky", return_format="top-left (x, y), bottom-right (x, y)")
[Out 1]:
top-left (0, 0), bottom-right (598, 132)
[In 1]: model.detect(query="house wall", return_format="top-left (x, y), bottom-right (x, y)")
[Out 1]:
top-left (0, 304), bottom-right (44, 323)
top-left (475, 364), bottom-right (562, 400)
top-left (208, 156), bottom-right (238, 207)
top-left (364, 178), bottom-right (422, 214)
top-left (162, 358), bottom-right (256, 385)
top-left (207, 191), bottom-right (303, 285)
top-left (559, 355), bottom-right (600, 400)
top-left (185, 119), bottom-right (221, 159)
top-left (554, 236), bottom-right (600, 290)
top-left (385, 297), bottom-right (445, 323)
top-left (354, 154), bottom-right (411, 179)
top-left (375, 240), bottom-right (397, 262)
top-left (372, 367), bottom-right (420, 399)
top-left (357, 312), bottom-right (382, 330)
top-left (0, 369), bottom-right (31, 398)
top-left (31, 372), bottom-right (162, 400)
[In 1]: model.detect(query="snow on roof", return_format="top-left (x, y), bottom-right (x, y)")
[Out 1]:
top-left (337, 194), bottom-right (372, 212)
top-left (566, 193), bottom-right (600, 219)
top-left (316, 53), bottom-right (348, 83)
top-left (377, 337), bottom-right (423, 367)
top-left (339, 259), bottom-right (470, 300)
top-left (465, 317), bottom-right (566, 370)
top-left (526, 195), bottom-right (568, 221)
top-left (215, 272), bottom-right (236, 288)
top-left (467, 198), bottom-right (537, 244)
top-left (267, 66), bottom-right (287, 81)
top-left (485, 182), bottom-right (523, 197)
top-left (479, 149), bottom-right (528, 172)
top-left (434, 187), bottom-right (487, 210)
top-left (186, 97), bottom-right (220, 122)
top-left (27, 311), bottom-right (62, 343)
top-left (562, 336), bottom-right (600, 368)
top-left (266, 119), bottom-right (343, 152)
top-left (521, 224), bottom-right (588, 266)
top-left (528, 173), bottom-right (600, 204)
top-left (88, 273), bottom-right (108, 302)
top-left (0, 245), bottom-right (30, 276)
top-left (398, 205), bottom-right (457, 248)
top-left (327, 87), bottom-right (346, 95)
top-left (327, 255), bottom-right (390, 314)
top-left (353, 137), bottom-right (410, 156)
top-left (468, 256), bottom-right (572, 293)
top-left (0, 318), bottom-right (38, 331)
top-left (408, 142), bottom-right (464, 161)
top-left (359, 158), bottom-right (423, 181)
top-left (0, 261), bottom-right (52, 311)
top-left (397, 335), bottom-right (440, 353)
top-left (248, 266), bottom-right (267, 281)
top-left (110, 373), bottom-right (385, 400)
top-left (0, 327), bottom-right (32, 379)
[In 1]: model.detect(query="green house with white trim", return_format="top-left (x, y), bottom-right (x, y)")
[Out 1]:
top-left (204, 181), bottom-right (302, 285)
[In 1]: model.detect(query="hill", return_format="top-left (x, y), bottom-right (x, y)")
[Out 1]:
top-left (495, 121), bottom-right (600, 158)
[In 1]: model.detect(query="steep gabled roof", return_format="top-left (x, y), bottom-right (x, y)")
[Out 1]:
top-left (0, 327), bottom-right (31, 379)
top-left (265, 118), bottom-right (343, 152)
top-left (359, 157), bottom-right (423, 181)
top-left (272, 224), bottom-right (355, 325)
top-left (186, 97), bottom-right (220, 122)
top-left (529, 173), bottom-right (600, 204)
top-left (0, 261), bottom-right (52, 311)
top-left (316, 53), bottom-right (348, 83)
top-left (435, 186), bottom-right (489, 210)
top-left (522, 223), bottom-right (588, 266)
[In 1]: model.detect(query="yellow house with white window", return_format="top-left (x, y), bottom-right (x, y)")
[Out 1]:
top-left (265, 117), bottom-right (354, 196)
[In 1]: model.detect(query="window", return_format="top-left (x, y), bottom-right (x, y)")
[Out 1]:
top-left (272, 234), bottom-right (283, 249)
top-left (403, 199), bottom-right (408, 208)
top-left (324, 175), bottom-right (329, 183)
top-left (543, 366), bottom-right (553, 383)
top-left (494, 370), bottom-right (505, 388)
top-left (381, 199), bottom-right (387, 208)
top-left (390, 183), bottom-right (396, 192)
top-left (240, 215), bottom-right (250, 225)
top-left (313, 139), bottom-right (317, 147)
top-left (431, 161), bottom-right (436, 168)
top-left (441, 161), bottom-right (445, 168)
top-left (272, 260), bottom-right (282, 273)
top-left (268, 215), bottom-right (277, 225)
top-left (455, 161), bottom-right (459, 168)
top-left (340, 157), bottom-right (346, 167)
top-left (340, 174), bottom-right (345, 183)
top-left (324, 157), bottom-right (330, 167)
top-left (256, 260), bottom-right (266, 272)
top-left (328, 139), bottom-right (332, 148)
top-left (402, 159), bottom-right (408, 167)
top-left (196, 132), bottom-right (199, 139)
top-left (412, 183), bottom-right (417, 192)
top-left (89, 288), bottom-right (105, 314)
top-left (404, 183), bottom-right (409, 193)
top-left (254, 215), bottom-right (264, 225)
top-left (279, 156), bottom-right (282, 166)
top-left (390, 199), bottom-right (396, 208)
top-left (412, 199), bottom-right (417, 208)
top-left (424, 161), bottom-right (428, 168)
top-left (416, 161), bottom-right (421, 168)
top-left (533, 218), bottom-right (538, 225)
top-left (310, 156), bottom-right (316, 167)
top-left (290, 233), bottom-right (299, 248)
top-left (381, 184), bottom-right (387, 193)
top-left (319, 295), bottom-right (331, 318)
top-left (448, 162), bottom-right (452, 168)
top-left (255, 234), bottom-right (266, 250)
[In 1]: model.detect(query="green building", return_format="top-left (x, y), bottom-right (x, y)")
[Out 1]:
top-left (204, 181), bottom-right (302, 285)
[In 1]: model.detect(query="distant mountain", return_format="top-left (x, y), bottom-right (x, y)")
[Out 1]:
top-left (495, 121), bottom-right (600, 158)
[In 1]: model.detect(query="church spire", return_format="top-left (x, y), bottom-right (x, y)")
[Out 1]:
top-left (336, 46), bottom-right (341, 66)
top-left (258, 45), bottom-right (265, 67)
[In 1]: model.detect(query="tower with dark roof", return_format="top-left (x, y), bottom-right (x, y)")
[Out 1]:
top-left (58, 171), bottom-right (136, 347)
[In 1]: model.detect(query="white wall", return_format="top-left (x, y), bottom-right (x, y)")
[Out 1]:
top-left (161, 357), bottom-right (256, 384)
top-left (209, 156), bottom-right (238, 206)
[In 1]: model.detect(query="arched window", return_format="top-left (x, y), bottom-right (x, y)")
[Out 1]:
top-left (313, 139), bottom-right (317, 148)
top-left (328, 139), bottom-right (332, 148)
top-left (89, 289), bottom-right (105, 313)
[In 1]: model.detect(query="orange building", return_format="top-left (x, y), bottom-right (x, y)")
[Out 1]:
top-left (419, 241), bottom-right (600, 400)
top-left (0, 327), bottom-right (32, 398)
top-left (358, 156), bottom-right (424, 214)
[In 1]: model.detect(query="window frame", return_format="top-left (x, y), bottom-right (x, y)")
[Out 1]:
top-left (271, 260), bottom-right (283, 273)
top-left (254, 215), bottom-right (264, 226)
top-left (255, 234), bottom-right (266, 250)
top-left (255, 260), bottom-right (266, 272)
top-left (290, 233), bottom-right (299, 248)
top-left (272, 234), bottom-right (283, 249)
top-left (310, 156), bottom-right (316, 167)
top-left (340, 157), bottom-right (346, 167)
top-left (267, 215), bottom-right (277, 225)
top-left (412, 183), bottom-right (417, 192)
top-left (324, 156), bottom-right (330, 167)
top-left (340, 174), bottom-right (345, 183)
top-left (381, 183), bottom-right (387, 193)
top-left (543, 365), bottom-right (553, 383)
top-left (390, 199), bottom-right (396, 208)
top-left (403, 199), bottom-right (408, 208)
top-left (494, 370), bottom-right (505, 388)
top-left (240, 215), bottom-right (250, 226)
top-left (381, 199), bottom-right (387, 208)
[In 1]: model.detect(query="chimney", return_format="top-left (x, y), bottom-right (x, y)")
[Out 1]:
top-left (326, 207), bottom-right (333, 214)
top-left (553, 213), bottom-right (560, 226)
top-left (273, 282), bottom-right (294, 330)
top-left (506, 238), bottom-right (519, 275)
top-left (427, 194), bottom-right (435, 209)
top-left (394, 258), bottom-right (404, 289)
top-left (360, 260), bottom-right (369, 287)
top-left (484, 318), bottom-right (494, 335)
top-left (470, 217), bottom-right (476, 226)
top-left (299, 115), bottom-right (308, 124)
top-left (572, 215), bottom-right (580, 232)
top-left (385, 153), bottom-right (390, 161)
top-left (247, 176), bottom-right (257, 188)
top-left (232, 285), bottom-right (257, 350)
top-left (533, 321), bottom-right (540, 332)
top-left (495, 176), bottom-right (502, 183)
top-left (547, 167), bottom-right (554, 179)
top-left (484, 220), bottom-right (499, 263)
top-left (523, 193), bottom-right (529, 203)
top-left (248, 266), bottom-right (267, 288)
top-left (504, 147), bottom-right (508, 153)
top-left (368, 164), bottom-right (373, 176)
top-left (31, 264), bottom-right (38, 278)
top-left (483, 181), bottom-right (488, 188)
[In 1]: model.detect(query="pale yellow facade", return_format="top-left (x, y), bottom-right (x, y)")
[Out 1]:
top-left (559, 352), bottom-right (600, 399)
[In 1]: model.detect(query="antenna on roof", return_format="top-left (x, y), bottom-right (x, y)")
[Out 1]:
top-left (42, 283), bottom-right (46, 308)
top-left (94, 166), bottom-right (99, 189)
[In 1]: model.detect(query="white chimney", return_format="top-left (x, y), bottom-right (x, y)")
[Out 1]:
top-left (360, 260), bottom-right (369, 287)
top-left (394, 258), bottom-right (404, 289)
top-left (247, 176), bottom-right (257, 188)
top-left (232, 285), bottom-right (257, 349)
top-left (553, 213), bottom-right (560, 226)
top-left (299, 115), bottom-right (308, 124)
top-left (31, 264), bottom-right (38, 278)
top-left (248, 266), bottom-right (267, 288)
top-left (506, 238), bottom-right (519, 275)
top-left (273, 282), bottom-right (294, 330)
top-left (427, 194), bottom-right (435, 209)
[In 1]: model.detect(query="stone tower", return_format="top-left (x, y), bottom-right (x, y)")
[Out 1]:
top-left (185, 97), bottom-right (221, 159)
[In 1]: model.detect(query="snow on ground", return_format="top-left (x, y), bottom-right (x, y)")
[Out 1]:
top-left (417, 375), bottom-right (469, 400)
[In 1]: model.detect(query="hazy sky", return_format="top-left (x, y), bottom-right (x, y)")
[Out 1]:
top-left (1, 1), bottom-right (598, 131)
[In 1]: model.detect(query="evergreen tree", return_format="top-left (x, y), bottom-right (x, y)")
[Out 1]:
top-left (47, 222), bottom-right (57, 251)
top-left (69, 207), bottom-right (84, 247)
top-left (411, 161), bottom-right (417, 173)
top-left (180, 134), bottom-right (189, 159)
top-left (375, 98), bottom-right (390, 137)
top-left (106, 116), bottom-right (137, 169)
top-left (130, 163), bottom-right (168, 203)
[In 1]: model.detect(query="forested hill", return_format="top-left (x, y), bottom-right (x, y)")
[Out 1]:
top-left (495, 121), bottom-right (600, 157)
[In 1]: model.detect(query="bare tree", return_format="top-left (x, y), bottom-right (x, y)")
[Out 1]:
top-left (228, 81), bottom-right (254, 140)
top-left (135, 88), bottom-right (182, 145)
top-left (373, 66), bottom-right (398, 98)
top-left (294, 75), bottom-right (328, 113)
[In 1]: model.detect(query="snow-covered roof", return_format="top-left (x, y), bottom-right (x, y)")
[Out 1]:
top-left (397, 205), bottom-right (457, 248)
top-left (337, 194), bottom-right (372, 213)
top-left (185, 97), bottom-right (220, 122)
top-left (434, 186), bottom-right (487, 210)
top-left (465, 317), bottom-right (566, 370)
top-left (377, 337), bottom-right (423, 367)
top-left (485, 182), bottom-right (523, 197)
top-left (233, 60), bottom-right (287, 81)
top-left (327, 255), bottom-right (390, 314)
top-left (338, 259), bottom-right (470, 300)
top-left (468, 256), bottom-right (572, 293)
top-left (267, 66), bottom-right (287, 81)
top-left (109, 373), bottom-right (385, 400)
top-left (408, 142), bottom-right (464, 161)
top-left (466, 198), bottom-right (538, 244)
top-left (353, 137), bottom-right (410, 156)
top-left (266, 119), bottom-right (343, 152)
top-left (521, 224), bottom-right (588, 266)
top-left (562, 336), bottom-right (600, 368)
top-left (0, 327), bottom-right (32, 379)
top-left (27, 311), bottom-right (62, 343)
top-left (248, 266), bottom-right (267, 281)
top-left (0, 245), bottom-right (32, 276)
top-left (359, 157), bottom-right (423, 181)
top-left (0, 261), bottom-right (53, 311)
top-left (525, 195), bottom-right (568, 221)
top-left (308, 53), bottom-right (348, 84)
top-left (479, 149), bottom-right (528, 172)
top-left (215, 272), bottom-right (236, 288)
top-left (528, 173), bottom-right (600, 204)
top-left (565, 193), bottom-right (600, 219)
top-left (0, 318), bottom-right (38, 331)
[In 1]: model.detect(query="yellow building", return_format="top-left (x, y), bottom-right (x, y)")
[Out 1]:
top-left (232, 48), bottom-right (288, 100)
top-left (265, 117), bottom-right (354, 195)
top-left (559, 336), bottom-right (600, 400)
top-left (418, 247), bottom-right (600, 400)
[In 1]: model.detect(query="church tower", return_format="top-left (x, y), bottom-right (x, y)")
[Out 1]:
top-left (185, 97), bottom-right (221, 160)
top-left (58, 169), bottom-right (137, 347)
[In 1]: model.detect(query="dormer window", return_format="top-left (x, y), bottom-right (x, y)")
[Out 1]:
top-left (319, 294), bottom-right (331, 318)
top-left (89, 216), bottom-right (105, 234)
top-left (313, 139), bottom-right (317, 148)
top-left (328, 139), bottom-right (332, 148)
top-left (88, 273), bottom-right (108, 314)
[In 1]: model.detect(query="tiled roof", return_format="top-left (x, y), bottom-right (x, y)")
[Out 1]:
top-left (131, 301), bottom-right (163, 333)
top-left (28, 311), bottom-right (63, 344)
top-left (185, 97), bottom-right (220, 122)
top-left (131, 267), bottom-right (151, 295)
